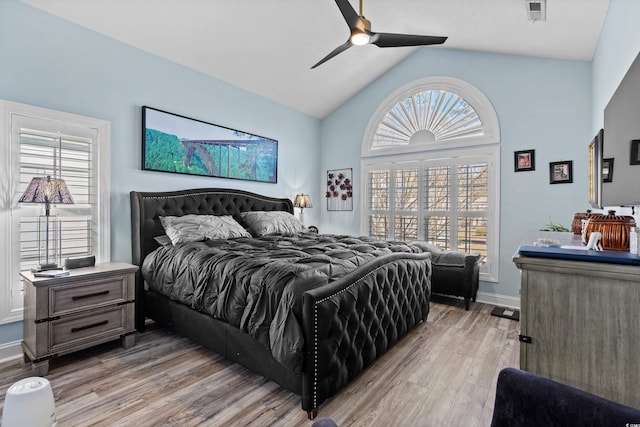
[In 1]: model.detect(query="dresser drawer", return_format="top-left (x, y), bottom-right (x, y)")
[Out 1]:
top-left (50, 276), bottom-right (131, 317)
top-left (48, 304), bottom-right (132, 352)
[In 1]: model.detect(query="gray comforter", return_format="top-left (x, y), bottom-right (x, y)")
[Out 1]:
top-left (141, 233), bottom-right (430, 373)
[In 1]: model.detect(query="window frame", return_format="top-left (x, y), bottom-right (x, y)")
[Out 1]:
top-left (362, 76), bottom-right (500, 157)
top-left (360, 77), bottom-right (500, 282)
top-left (0, 100), bottom-right (110, 324)
top-left (361, 146), bottom-right (499, 282)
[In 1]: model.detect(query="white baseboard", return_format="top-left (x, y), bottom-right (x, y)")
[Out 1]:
top-left (476, 292), bottom-right (520, 310)
top-left (0, 340), bottom-right (23, 364)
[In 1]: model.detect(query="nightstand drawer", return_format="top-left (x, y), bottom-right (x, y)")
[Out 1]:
top-left (50, 277), bottom-right (130, 317)
top-left (49, 305), bottom-right (131, 352)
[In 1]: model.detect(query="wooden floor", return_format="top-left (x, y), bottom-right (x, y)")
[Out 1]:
top-left (0, 298), bottom-right (519, 426)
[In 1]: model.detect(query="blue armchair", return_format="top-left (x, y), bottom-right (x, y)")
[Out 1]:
top-left (491, 368), bottom-right (640, 426)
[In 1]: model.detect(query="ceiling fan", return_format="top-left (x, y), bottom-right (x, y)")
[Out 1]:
top-left (311, 0), bottom-right (448, 69)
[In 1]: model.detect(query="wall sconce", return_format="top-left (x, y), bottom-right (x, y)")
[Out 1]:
top-left (19, 176), bottom-right (74, 271)
top-left (294, 194), bottom-right (312, 225)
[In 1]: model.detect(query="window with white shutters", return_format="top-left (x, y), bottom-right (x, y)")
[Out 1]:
top-left (0, 100), bottom-right (110, 324)
top-left (362, 78), bottom-right (500, 282)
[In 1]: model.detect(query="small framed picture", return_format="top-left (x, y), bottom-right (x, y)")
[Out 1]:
top-left (631, 140), bottom-right (640, 165)
top-left (549, 160), bottom-right (573, 184)
top-left (514, 149), bottom-right (535, 172)
top-left (602, 158), bottom-right (614, 182)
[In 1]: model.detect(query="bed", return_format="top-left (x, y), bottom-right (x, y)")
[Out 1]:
top-left (130, 188), bottom-right (432, 418)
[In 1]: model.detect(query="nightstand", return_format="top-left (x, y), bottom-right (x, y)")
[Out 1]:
top-left (21, 262), bottom-right (138, 375)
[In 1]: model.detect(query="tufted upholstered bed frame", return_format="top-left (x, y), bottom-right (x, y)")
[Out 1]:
top-left (130, 187), bottom-right (431, 418)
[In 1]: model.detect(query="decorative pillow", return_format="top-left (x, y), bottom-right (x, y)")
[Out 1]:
top-left (410, 241), bottom-right (443, 255)
top-left (154, 235), bottom-right (173, 246)
top-left (159, 214), bottom-right (250, 245)
top-left (240, 211), bottom-right (304, 236)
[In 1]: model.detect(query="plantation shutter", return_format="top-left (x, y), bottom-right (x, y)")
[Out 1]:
top-left (364, 154), bottom-right (491, 275)
top-left (455, 160), bottom-right (488, 255)
top-left (422, 157), bottom-right (489, 261)
top-left (394, 167), bottom-right (419, 241)
top-left (424, 161), bottom-right (452, 249)
top-left (367, 169), bottom-right (390, 240)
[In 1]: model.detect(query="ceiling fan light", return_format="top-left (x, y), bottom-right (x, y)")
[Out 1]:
top-left (350, 31), bottom-right (370, 46)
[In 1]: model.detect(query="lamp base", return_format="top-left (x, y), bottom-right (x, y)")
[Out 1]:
top-left (37, 214), bottom-right (61, 271)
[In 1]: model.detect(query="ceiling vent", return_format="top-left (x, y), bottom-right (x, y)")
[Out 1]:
top-left (525, 0), bottom-right (546, 22)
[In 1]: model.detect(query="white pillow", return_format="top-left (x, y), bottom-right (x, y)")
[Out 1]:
top-left (240, 211), bottom-right (304, 236)
top-left (159, 214), bottom-right (250, 245)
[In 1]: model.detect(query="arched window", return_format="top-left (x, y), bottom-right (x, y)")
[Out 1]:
top-left (361, 77), bottom-right (500, 281)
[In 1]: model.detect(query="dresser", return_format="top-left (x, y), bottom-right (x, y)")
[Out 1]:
top-left (21, 262), bottom-right (138, 375)
top-left (513, 234), bottom-right (640, 409)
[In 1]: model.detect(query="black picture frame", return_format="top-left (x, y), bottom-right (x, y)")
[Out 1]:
top-left (631, 140), bottom-right (640, 165)
top-left (141, 106), bottom-right (278, 183)
top-left (549, 160), bottom-right (573, 184)
top-left (514, 149), bottom-right (535, 172)
top-left (602, 158), bottom-right (614, 182)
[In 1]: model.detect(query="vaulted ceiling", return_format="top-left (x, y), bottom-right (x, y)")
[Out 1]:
top-left (22, 0), bottom-right (610, 118)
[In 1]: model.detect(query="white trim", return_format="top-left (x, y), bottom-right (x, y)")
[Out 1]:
top-left (475, 291), bottom-right (521, 311)
top-left (0, 99), bottom-right (111, 325)
top-left (362, 76), bottom-right (500, 157)
top-left (0, 340), bottom-right (23, 364)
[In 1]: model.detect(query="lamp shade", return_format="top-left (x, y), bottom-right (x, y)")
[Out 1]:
top-left (294, 194), bottom-right (312, 209)
top-left (19, 176), bottom-right (74, 206)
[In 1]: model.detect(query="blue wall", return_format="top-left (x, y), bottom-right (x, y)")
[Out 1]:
top-left (319, 48), bottom-right (593, 300)
top-left (0, 0), bottom-right (321, 258)
top-left (592, 0), bottom-right (640, 131)
top-left (1, 0), bottom-right (639, 342)
top-left (0, 0), bottom-right (320, 343)
top-left (318, 0), bottom-right (640, 301)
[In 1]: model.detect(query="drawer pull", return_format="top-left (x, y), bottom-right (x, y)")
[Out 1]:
top-left (71, 320), bottom-right (108, 333)
top-left (72, 290), bottom-right (109, 301)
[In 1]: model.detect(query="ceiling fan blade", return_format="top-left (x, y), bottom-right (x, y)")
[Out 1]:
top-left (371, 33), bottom-right (448, 48)
top-left (311, 41), bottom-right (352, 69)
top-left (334, 0), bottom-right (361, 31)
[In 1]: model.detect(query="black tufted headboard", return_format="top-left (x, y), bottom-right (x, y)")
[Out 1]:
top-left (130, 188), bottom-right (294, 267)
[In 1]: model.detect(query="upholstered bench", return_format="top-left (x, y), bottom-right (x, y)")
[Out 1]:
top-left (412, 242), bottom-right (481, 310)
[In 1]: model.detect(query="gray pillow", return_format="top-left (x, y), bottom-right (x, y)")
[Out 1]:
top-left (410, 240), bottom-right (444, 255)
top-left (154, 235), bottom-right (173, 246)
top-left (159, 214), bottom-right (251, 245)
top-left (240, 211), bottom-right (304, 236)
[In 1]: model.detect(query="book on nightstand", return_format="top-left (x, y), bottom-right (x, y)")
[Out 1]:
top-left (33, 270), bottom-right (70, 278)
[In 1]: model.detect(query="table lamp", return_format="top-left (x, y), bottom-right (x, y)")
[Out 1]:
top-left (294, 194), bottom-right (312, 225)
top-left (19, 176), bottom-right (74, 271)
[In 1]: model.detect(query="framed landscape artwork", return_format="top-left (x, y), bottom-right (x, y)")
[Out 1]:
top-left (142, 106), bottom-right (278, 183)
